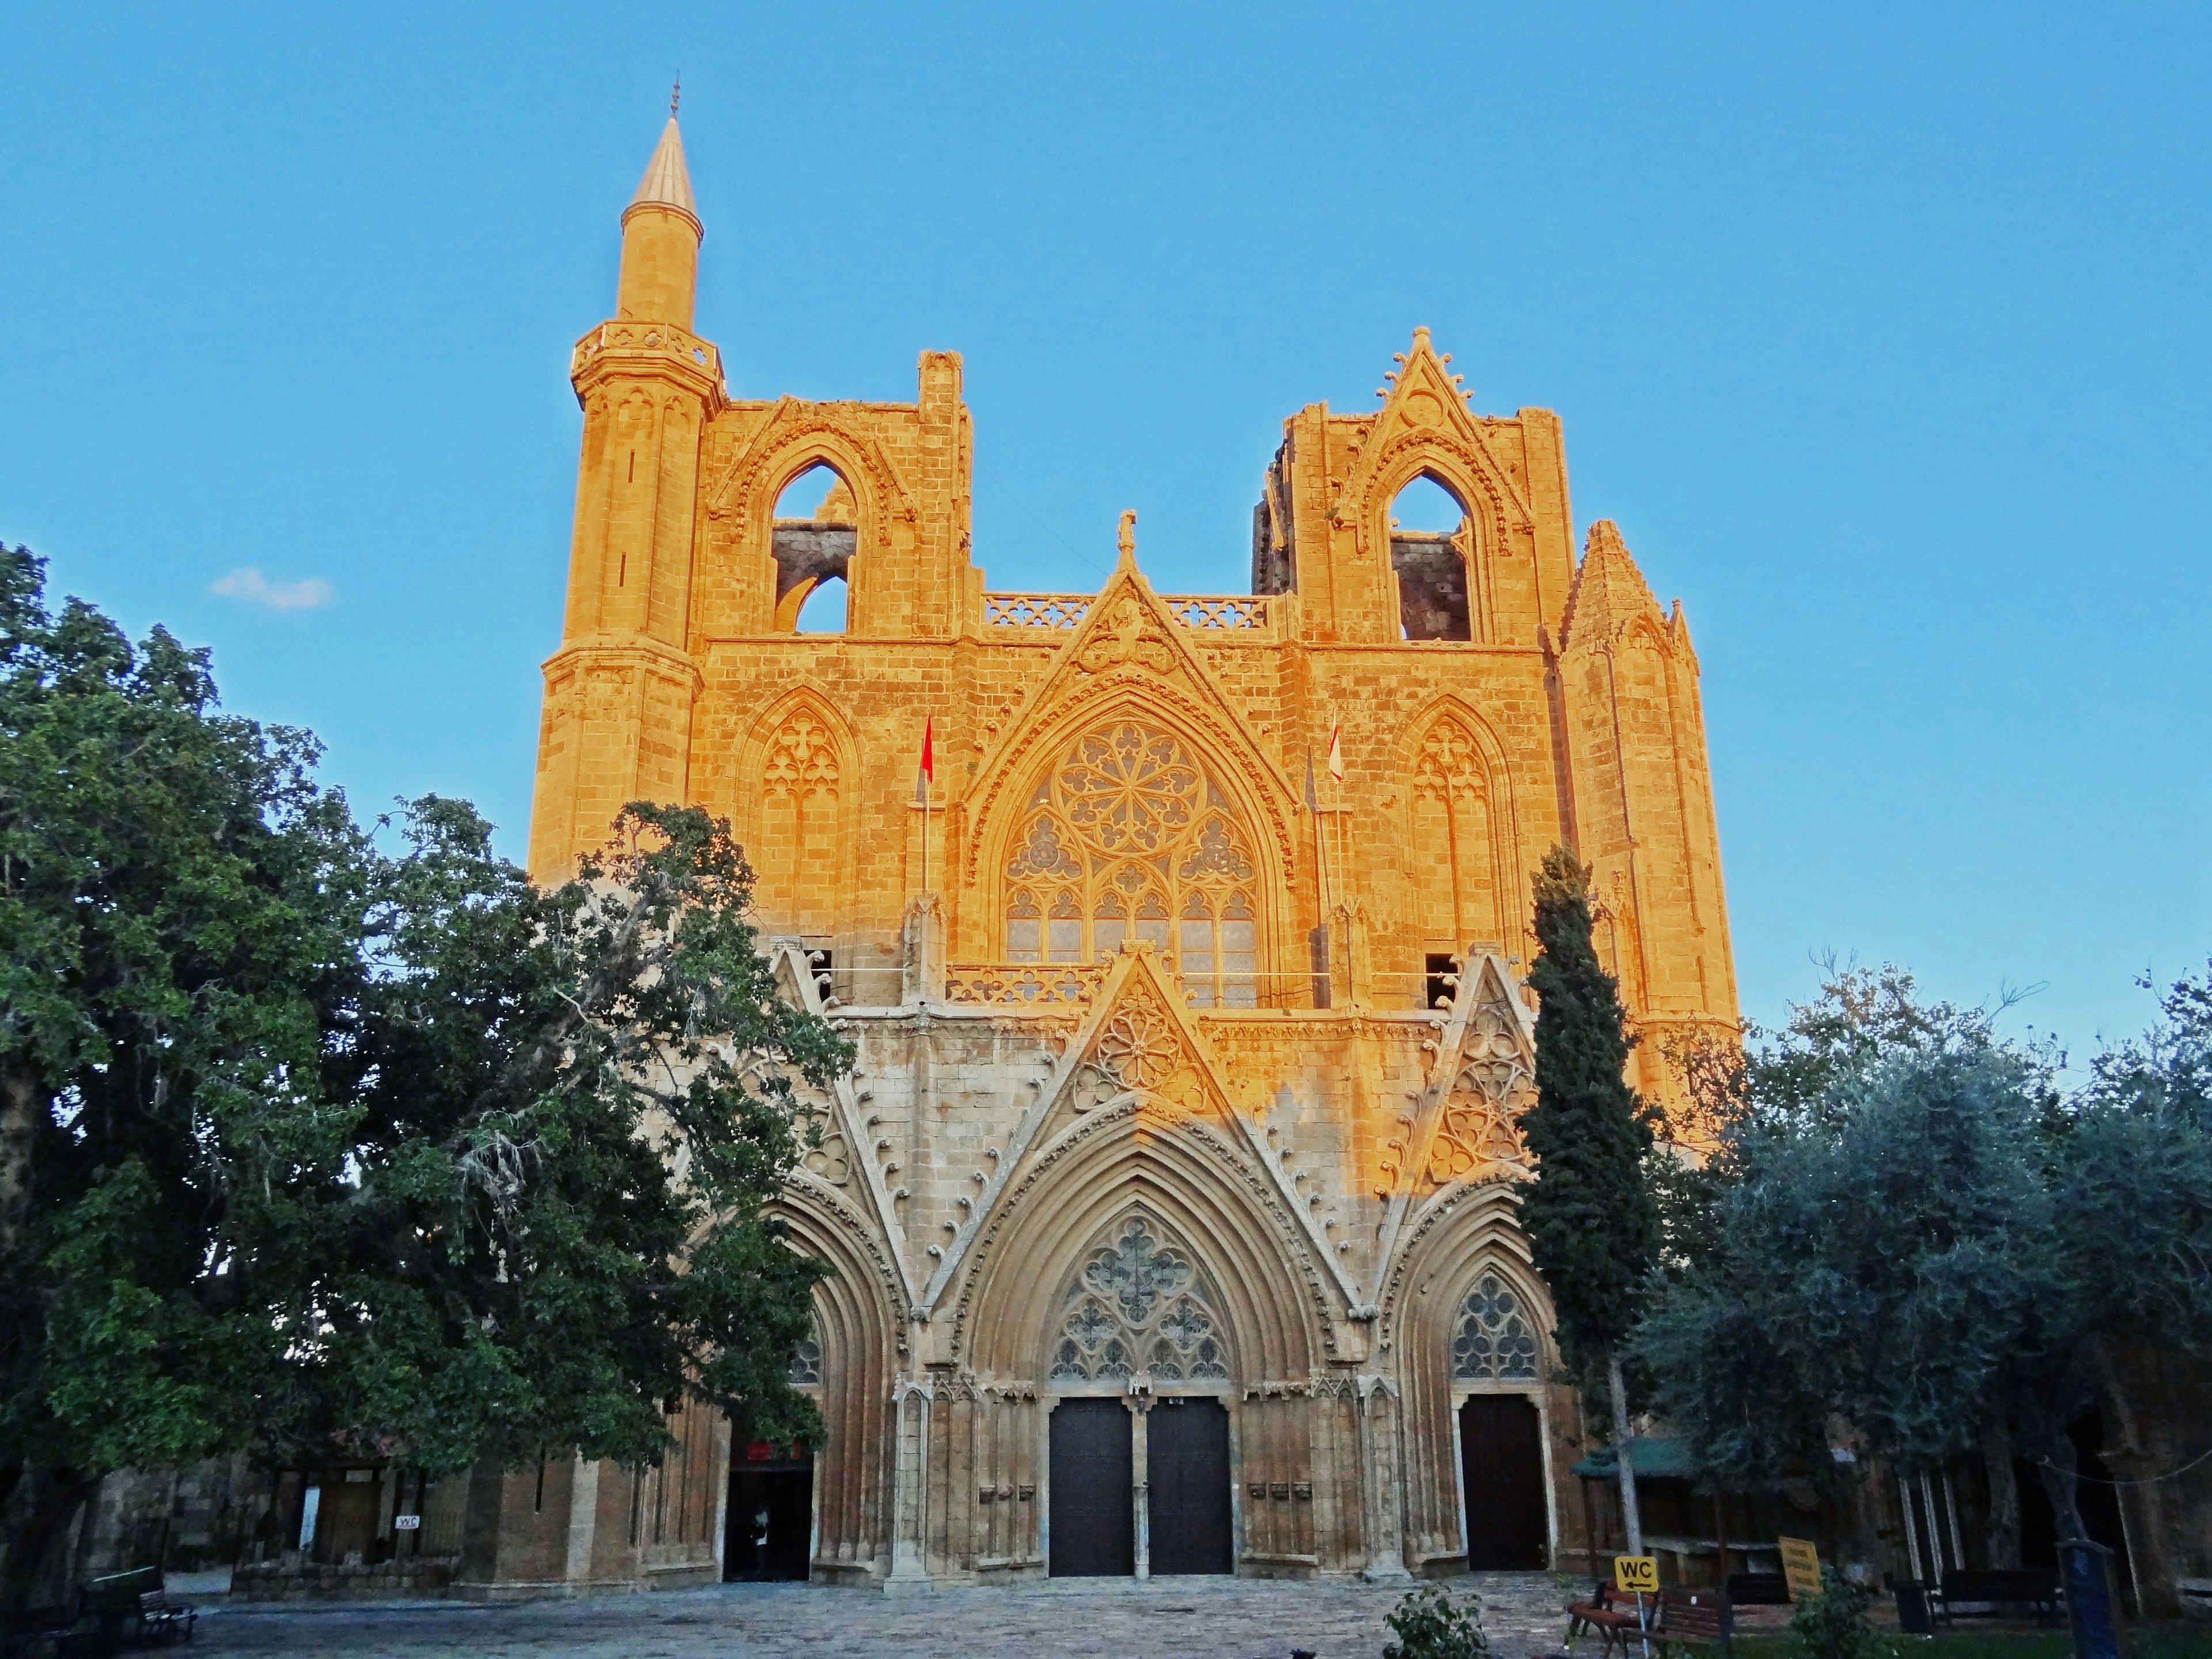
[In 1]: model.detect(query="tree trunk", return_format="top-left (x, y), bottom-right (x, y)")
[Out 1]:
top-left (1980, 1427), bottom-right (2022, 1569)
top-left (1608, 1351), bottom-right (1643, 1557)
top-left (0, 1465), bottom-right (99, 1614)
top-left (2036, 1430), bottom-right (2087, 1544)
top-left (0, 1055), bottom-right (46, 1262)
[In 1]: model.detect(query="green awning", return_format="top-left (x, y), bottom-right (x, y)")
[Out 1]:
top-left (1571, 1436), bottom-right (1699, 1481)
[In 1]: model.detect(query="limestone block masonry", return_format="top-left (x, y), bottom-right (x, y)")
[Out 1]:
top-left (511, 113), bottom-right (1740, 1594)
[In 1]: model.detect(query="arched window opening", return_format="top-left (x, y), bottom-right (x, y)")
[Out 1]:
top-left (794, 575), bottom-right (846, 634)
top-left (1388, 472), bottom-right (1474, 642)
top-left (1048, 1215), bottom-right (1231, 1385)
top-left (1451, 1272), bottom-right (1540, 1381)
top-left (1002, 722), bottom-right (1261, 1007)
top-left (772, 463), bottom-right (857, 634)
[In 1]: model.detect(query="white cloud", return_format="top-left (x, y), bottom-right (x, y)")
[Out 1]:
top-left (211, 567), bottom-right (334, 612)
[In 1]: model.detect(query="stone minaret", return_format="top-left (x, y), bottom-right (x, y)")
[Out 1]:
top-left (529, 115), bottom-right (722, 881)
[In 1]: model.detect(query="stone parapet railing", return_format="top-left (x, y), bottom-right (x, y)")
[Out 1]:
top-left (982, 594), bottom-right (1271, 632)
top-left (983, 593), bottom-right (1090, 630)
top-left (943, 963), bottom-right (1108, 1007)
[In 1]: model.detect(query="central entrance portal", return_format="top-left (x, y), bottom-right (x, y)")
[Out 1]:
top-left (1050, 1399), bottom-right (1135, 1576)
top-left (1459, 1394), bottom-right (1547, 1570)
top-left (1146, 1397), bottom-right (1232, 1575)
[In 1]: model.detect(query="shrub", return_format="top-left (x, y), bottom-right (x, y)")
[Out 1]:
top-left (1788, 1567), bottom-right (1894, 1659)
top-left (1384, 1584), bottom-right (1492, 1659)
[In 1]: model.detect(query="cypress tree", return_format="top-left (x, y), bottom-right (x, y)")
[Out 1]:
top-left (1520, 845), bottom-right (1661, 1555)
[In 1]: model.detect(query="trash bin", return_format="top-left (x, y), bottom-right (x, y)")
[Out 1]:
top-left (1892, 1579), bottom-right (1933, 1636)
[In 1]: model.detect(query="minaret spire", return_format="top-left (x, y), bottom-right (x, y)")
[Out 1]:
top-left (628, 112), bottom-right (698, 225)
top-left (615, 100), bottom-right (702, 325)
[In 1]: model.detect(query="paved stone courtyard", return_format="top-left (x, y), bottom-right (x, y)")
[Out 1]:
top-left (196, 1574), bottom-right (1581, 1658)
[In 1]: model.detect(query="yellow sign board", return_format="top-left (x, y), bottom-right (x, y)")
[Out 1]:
top-left (1613, 1555), bottom-right (1660, 1594)
top-left (1779, 1536), bottom-right (1823, 1602)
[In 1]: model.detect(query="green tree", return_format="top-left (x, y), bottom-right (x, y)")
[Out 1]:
top-left (319, 796), bottom-right (850, 1477)
top-left (1635, 967), bottom-right (2212, 1550)
top-left (0, 546), bottom-right (850, 1603)
top-left (1, 544), bottom-right (369, 1603)
top-left (1518, 846), bottom-right (1661, 1554)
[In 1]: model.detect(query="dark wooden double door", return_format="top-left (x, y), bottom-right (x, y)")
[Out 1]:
top-left (1460, 1394), bottom-right (1548, 1570)
top-left (1049, 1397), bottom-right (1232, 1577)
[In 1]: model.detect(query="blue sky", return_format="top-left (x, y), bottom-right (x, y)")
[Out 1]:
top-left (3, 3), bottom-right (2206, 1053)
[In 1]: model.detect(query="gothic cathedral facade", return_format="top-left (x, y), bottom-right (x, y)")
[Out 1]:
top-left (517, 116), bottom-right (1737, 1592)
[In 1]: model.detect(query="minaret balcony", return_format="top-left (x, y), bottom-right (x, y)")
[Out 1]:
top-left (569, 320), bottom-right (724, 402)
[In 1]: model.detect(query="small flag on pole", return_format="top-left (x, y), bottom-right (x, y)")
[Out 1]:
top-left (1327, 719), bottom-right (1344, 783)
top-left (915, 715), bottom-right (934, 805)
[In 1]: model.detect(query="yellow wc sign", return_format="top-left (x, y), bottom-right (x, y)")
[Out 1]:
top-left (1779, 1536), bottom-right (1824, 1601)
top-left (1613, 1555), bottom-right (1660, 1594)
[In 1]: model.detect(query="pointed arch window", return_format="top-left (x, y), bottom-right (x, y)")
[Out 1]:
top-left (1003, 722), bottom-right (1260, 1007)
top-left (1450, 1272), bottom-right (1540, 1381)
top-left (1048, 1216), bottom-right (1232, 1384)
top-left (1411, 714), bottom-right (1500, 964)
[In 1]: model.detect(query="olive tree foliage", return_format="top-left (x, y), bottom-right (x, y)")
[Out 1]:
top-left (0, 546), bottom-right (849, 1603)
top-left (1635, 964), bottom-right (2212, 1546)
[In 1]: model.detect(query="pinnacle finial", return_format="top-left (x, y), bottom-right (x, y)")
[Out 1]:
top-left (1116, 509), bottom-right (1138, 569)
top-left (671, 75), bottom-right (681, 119)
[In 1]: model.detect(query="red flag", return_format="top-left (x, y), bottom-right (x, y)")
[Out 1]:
top-left (1327, 720), bottom-right (1344, 783)
top-left (915, 715), bottom-right (934, 804)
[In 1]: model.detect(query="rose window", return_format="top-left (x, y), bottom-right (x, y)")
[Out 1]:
top-left (1004, 721), bottom-right (1260, 1006)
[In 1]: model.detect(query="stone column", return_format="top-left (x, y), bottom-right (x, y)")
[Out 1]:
top-left (885, 1382), bottom-right (933, 1593)
top-left (1130, 1396), bottom-right (1152, 1580)
top-left (1359, 1380), bottom-right (1412, 1581)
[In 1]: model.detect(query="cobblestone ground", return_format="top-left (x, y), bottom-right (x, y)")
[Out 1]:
top-left (198, 1573), bottom-right (1584, 1659)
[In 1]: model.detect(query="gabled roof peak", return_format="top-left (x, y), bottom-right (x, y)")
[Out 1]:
top-left (628, 116), bottom-right (697, 222)
top-left (1560, 519), bottom-right (1665, 652)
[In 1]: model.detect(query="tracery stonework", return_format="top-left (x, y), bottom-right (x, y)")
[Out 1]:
top-left (516, 113), bottom-right (1740, 1596)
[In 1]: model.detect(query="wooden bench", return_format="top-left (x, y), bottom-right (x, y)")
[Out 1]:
top-left (1652, 1586), bottom-right (1733, 1657)
top-left (1933, 1568), bottom-right (2058, 1627)
top-left (74, 1567), bottom-right (196, 1652)
top-left (1566, 1580), bottom-right (1650, 1656)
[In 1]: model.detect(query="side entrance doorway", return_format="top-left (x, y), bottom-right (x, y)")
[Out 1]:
top-left (1460, 1394), bottom-right (1547, 1570)
top-left (724, 1446), bottom-right (814, 1581)
top-left (1147, 1397), bottom-right (1233, 1575)
top-left (1050, 1398), bottom-right (1134, 1576)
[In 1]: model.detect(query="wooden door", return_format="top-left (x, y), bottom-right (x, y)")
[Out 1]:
top-left (1147, 1398), bottom-right (1233, 1575)
top-left (1460, 1393), bottom-right (1547, 1570)
top-left (1049, 1399), bottom-right (1134, 1577)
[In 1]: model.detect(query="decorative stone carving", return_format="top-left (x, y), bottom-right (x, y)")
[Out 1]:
top-left (1048, 1217), bottom-right (1230, 1382)
top-left (1450, 1273), bottom-right (1539, 1380)
top-left (1074, 595), bottom-right (1179, 677)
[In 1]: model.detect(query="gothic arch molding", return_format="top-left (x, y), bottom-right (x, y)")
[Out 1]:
top-left (770, 1184), bottom-right (902, 1572)
top-left (1395, 696), bottom-right (1525, 960)
top-left (1347, 435), bottom-right (1525, 569)
top-left (949, 1098), bottom-right (1330, 1383)
top-left (1373, 1181), bottom-right (1560, 1566)
top-left (710, 406), bottom-right (915, 554)
top-left (964, 683), bottom-right (1298, 978)
top-left (714, 685), bottom-right (861, 942)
